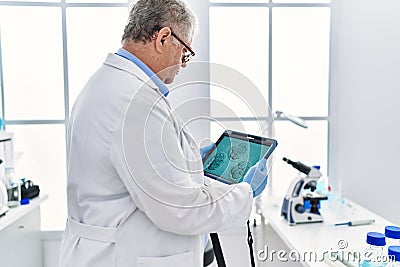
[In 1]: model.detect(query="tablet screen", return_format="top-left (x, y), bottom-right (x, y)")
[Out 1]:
top-left (203, 131), bottom-right (276, 184)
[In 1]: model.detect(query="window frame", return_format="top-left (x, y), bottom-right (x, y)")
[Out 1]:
top-left (209, 0), bottom-right (332, 195)
top-left (0, 0), bottom-right (131, 230)
top-left (0, 0), bottom-right (331, 229)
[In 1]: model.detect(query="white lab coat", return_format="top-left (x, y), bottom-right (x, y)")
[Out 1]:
top-left (59, 53), bottom-right (253, 267)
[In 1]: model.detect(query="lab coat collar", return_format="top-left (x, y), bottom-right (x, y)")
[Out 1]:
top-left (115, 48), bottom-right (169, 97)
top-left (103, 53), bottom-right (167, 96)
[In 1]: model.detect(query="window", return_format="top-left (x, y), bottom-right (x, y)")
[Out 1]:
top-left (209, 0), bottom-right (331, 197)
top-left (0, 1), bottom-right (129, 230)
top-left (66, 7), bottom-right (128, 109)
top-left (0, 0), bottom-right (331, 230)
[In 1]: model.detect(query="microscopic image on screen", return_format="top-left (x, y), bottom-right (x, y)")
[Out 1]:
top-left (206, 152), bottom-right (226, 171)
top-left (229, 143), bottom-right (247, 160)
top-left (204, 134), bottom-right (271, 183)
top-left (230, 160), bottom-right (250, 182)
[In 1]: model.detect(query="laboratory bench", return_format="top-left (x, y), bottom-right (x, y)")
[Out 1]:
top-left (261, 195), bottom-right (395, 267)
top-left (0, 194), bottom-right (393, 267)
top-left (0, 195), bottom-right (47, 267)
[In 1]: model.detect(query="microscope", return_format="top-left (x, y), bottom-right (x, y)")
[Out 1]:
top-left (281, 157), bottom-right (328, 225)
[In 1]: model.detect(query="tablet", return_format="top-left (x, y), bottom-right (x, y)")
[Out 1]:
top-left (203, 130), bottom-right (277, 184)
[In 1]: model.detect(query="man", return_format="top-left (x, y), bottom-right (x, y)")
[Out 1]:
top-left (59, 1), bottom-right (268, 266)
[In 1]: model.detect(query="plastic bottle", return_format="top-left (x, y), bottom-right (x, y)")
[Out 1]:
top-left (386, 227), bottom-right (400, 247)
top-left (359, 232), bottom-right (387, 267)
top-left (316, 175), bottom-right (330, 195)
top-left (5, 167), bottom-right (21, 207)
top-left (315, 167), bottom-right (330, 210)
top-left (388, 246), bottom-right (400, 267)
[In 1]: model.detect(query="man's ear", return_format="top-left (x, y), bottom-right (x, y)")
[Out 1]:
top-left (155, 27), bottom-right (172, 54)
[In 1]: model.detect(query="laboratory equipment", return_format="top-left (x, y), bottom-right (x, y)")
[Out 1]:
top-left (334, 219), bottom-right (375, 227)
top-left (6, 167), bottom-right (20, 207)
top-left (20, 178), bottom-right (40, 200)
top-left (0, 177), bottom-right (9, 216)
top-left (359, 232), bottom-right (387, 267)
top-left (0, 132), bottom-right (20, 207)
top-left (0, 131), bottom-right (13, 215)
top-left (388, 246), bottom-right (400, 267)
top-left (0, 131), bottom-right (13, 184)
top-left (281, 157), bottom-right (328, 225)
top-left (385, 226), bottom-right (400, 247)
top-left (274, 111), bottom-right (308, 128)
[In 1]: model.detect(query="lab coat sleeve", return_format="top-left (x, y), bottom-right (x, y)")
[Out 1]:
top-left (109, 87), bottom-right (253, 235)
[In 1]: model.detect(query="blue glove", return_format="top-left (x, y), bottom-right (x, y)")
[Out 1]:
top-left (243, 158), bottom-right (268, 197)
top-left (200, 142), bottom-right (215, 159)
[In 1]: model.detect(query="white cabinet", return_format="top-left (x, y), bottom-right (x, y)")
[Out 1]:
top-left (0, 196), bottom-right (47, 267)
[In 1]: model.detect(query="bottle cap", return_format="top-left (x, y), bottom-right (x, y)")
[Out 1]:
top-left (312, 165), bottom-right (321, 170)
top-left (366, 232), bottom-right (386, 246)
top-left (20, 198), bottom-right (30, 205)
top-left (388, 246), bottom-right (400, 262)
top-left (386, 226), bottom-right (400, 239)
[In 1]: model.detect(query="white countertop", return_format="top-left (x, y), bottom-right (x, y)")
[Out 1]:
top-left (0, 195), bottom-right (48, 231)
top-left (262, 195), bottom-right (394, 267)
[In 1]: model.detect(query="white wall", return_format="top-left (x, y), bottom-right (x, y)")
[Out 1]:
top-left (329, 0), bottom-right (400, 225)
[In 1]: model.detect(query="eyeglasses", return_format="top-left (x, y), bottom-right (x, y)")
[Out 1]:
top-left (170, 31), bottom-right (196, 64)
top-left (153, 27), bottom-right (196, 64)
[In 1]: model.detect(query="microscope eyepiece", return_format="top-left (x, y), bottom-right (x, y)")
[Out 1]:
top-left (282, 157), bottom-right (311, 175)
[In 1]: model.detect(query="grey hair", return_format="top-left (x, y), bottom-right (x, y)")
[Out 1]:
top-left (122, 0), bottom-right (198, 44)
